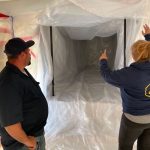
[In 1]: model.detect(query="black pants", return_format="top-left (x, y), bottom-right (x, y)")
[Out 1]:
top-left (119, 113), bottom-right (150, 150)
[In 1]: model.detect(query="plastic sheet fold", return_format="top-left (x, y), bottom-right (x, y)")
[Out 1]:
top-left (0, 1), bottom-right (150, 149)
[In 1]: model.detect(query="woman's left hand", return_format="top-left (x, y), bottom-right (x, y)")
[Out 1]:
top-left (142, 24), bottom-right (150, 36)
top-left (99, 49), bottom-right (108, 60)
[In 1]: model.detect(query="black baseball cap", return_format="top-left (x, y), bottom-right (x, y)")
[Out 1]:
top-left (4, 38), bottom-right (35, 55)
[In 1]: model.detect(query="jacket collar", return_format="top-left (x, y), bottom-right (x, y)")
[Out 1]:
top-left (6, 62), bottom-right (28, 78)
top-left (130, 61), bottom-right (150, 70)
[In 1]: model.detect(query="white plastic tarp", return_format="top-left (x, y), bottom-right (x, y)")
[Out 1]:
top-left (0, 0), bottom-right (150, 150)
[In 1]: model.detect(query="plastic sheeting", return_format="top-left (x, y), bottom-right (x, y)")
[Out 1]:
top-left (43, 26), bottom-right (137, 149)
top-left (50, 19), bottom-right (142, 69)
top-left (46, 27), bottom-right (122, 149)
top-left (0, 1), bottom-right (150, 150)
top-left (57, 20), bottom-right (122, 40)
top-left (38, 18), bottom-right (148, 149)
top-left (0, 0), bottom-right (150, 19)
top-left (53, 27), bottom-right (117, 87)
top-left (45, 86), bottom-right (122, 149)
top-left (38, 0), bottom-right (150, 27)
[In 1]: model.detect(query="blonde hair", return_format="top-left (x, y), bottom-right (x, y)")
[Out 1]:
top-left (131, 40), bottom-right (150, 62)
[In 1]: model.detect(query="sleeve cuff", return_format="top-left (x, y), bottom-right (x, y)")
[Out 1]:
top-left (99, 59), bottom-right (108, 65)
top-left (144, 34), bottom-right (150, 41)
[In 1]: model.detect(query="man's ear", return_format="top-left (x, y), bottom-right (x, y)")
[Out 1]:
top-left (19, 51), bottom-right (26, 58)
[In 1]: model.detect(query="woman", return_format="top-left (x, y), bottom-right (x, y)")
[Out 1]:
top-left (99, 24), bottom-right (150, 150)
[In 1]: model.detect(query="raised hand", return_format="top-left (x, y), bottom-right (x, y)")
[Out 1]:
top-left (142, 24), bottom-right (150, 36)
top-left (99, 49), bottom-right (108, 60)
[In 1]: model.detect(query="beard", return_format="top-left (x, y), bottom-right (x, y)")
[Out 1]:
top-left (27, 60), bottom-right (31, 66)
top-left (27, 57), bottom-right (31, 66)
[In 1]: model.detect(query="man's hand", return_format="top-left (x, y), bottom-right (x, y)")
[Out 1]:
top-left (142, 24), bottom-right (150, 36)
top-left (25, 136), bottom-right (37, 150)
top-left (99, 49), bottom-right (108, 60)
top-left (5, 123), bottom-right (37, 150)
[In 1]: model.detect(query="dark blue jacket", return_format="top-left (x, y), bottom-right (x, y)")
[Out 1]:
top-left (100, 34), bottom-right (150, 115)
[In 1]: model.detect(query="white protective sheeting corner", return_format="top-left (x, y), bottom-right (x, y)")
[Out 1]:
top-left (0, 0), bottom-right (150, 150)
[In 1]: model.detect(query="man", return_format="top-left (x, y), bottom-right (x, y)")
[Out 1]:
top-left (0, 38), bottom-right (48, 150)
